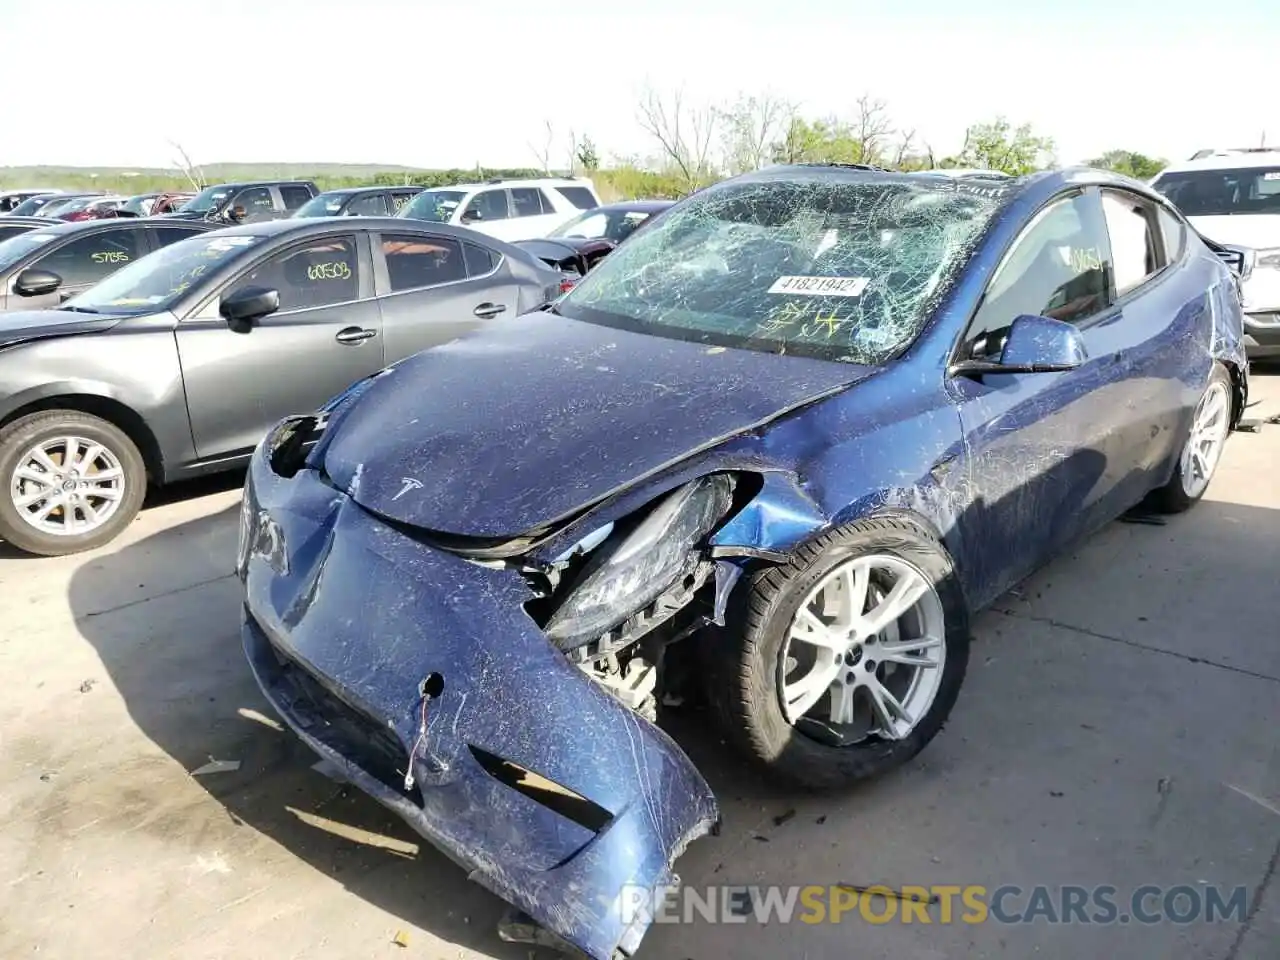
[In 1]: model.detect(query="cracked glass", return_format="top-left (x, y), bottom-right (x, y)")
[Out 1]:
top-left (554, 174), bottom-right (1007, 364)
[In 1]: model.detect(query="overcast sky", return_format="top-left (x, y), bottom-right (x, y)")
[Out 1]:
top-left (4, 0), bottom-right (1277, 170)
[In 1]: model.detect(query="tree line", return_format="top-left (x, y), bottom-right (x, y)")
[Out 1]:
top-left (0, 88), bottom-right (1170, 201)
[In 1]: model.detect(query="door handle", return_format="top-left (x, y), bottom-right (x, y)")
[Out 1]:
top-left (335, 326), bottom-right (377, 345)
top-left (473, 302), bottom-right (506, 319)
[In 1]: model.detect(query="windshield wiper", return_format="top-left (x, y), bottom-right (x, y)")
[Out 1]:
top-left (60, 305), bottom-right (100, 314)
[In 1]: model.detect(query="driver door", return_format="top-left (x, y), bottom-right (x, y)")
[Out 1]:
top-left (945, 188), bottom-right (1146, 607)
top-left (176, 232), bottom-right (384, 461)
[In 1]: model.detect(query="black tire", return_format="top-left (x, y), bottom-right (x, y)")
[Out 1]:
top-left (0, 410), bottom-right (147, 557)
top-left (708, 516), bottom-right (969, 790)
top-left (1149, 363), bottom-right (1233, 515)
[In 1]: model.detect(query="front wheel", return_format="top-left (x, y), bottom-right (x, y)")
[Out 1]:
top-left (1150, 363), bottom-right (1233, 514)
top-left (708, 517), bottom-right (970, 789)
top-left (0, 410), bottom-right (148, 556)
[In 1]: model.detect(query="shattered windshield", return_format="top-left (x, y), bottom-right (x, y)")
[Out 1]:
top-left (555, 176), bottom-right (1005, 364)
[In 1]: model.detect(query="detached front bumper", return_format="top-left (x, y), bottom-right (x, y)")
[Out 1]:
top-left (238, 450), bottom-right (718, 960)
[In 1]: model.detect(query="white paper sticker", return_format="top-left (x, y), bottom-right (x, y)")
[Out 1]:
top-left (1263, 171), bottom-right (1280, 181)
top-left (768, 275), bottom-right (869, 297)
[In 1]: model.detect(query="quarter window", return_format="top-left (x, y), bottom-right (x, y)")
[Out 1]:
top-left (382, 235), bottom-right (467, 291)
top-left (967, 192), bottom-right (1112, 358)
top-left (1101, 190), bottom-right (1160, 296)
top-left (555, 186), bottom-right (599, 210)
top-left (153, 226), bottom-right (207, 249)
top-left (1157, 206), bottom-right (1186, 262)
top-left (227, 236), bottom-right (358, 312)
top-left (463, 241), bottom-right (499, 277)
top-left (463, 189), bottom-right (509, 222)
top-left (33, 229), bottom-right (142, 287)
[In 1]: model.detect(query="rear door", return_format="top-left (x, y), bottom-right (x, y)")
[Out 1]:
top-left (176, 231), bottom-right (385, 460)
top-left (373, 230), bottom-right (520, 360)
top-left (17, 224), bottom-right (148, 307)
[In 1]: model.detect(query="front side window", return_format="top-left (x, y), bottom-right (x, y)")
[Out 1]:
top-left (181, 185), bottom-right (236, 215)
top-left (382, 235), bottom-right (466, 291)
top-left (227, 236), bottom-right (359, 312)
top-left (231, 187), bottom-right (275, 221)
top-left (399, 189), bottom-right (466, 222)
top-left (1151, 166), bottom-right (1280, 216)
top-left (33, 229), bottom-right (142, 287)
top-left (1101, 190), bottom-right (1160, 296)
top-left (65, 233), bottom-right (267, 315)
top-left (557, 176), bottom-right (1006, 364)
top-left (463, 189), bottom-right (509, 222)
top-left (966, 192), bottom-right (1112, 358)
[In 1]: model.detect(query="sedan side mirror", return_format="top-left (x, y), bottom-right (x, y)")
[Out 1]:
top-left (13, 268), bottom-right (63, 298)
top-left (220, 286), bottom-right (280, 331)
top-left (950, 314), bottom-right (1087, 378)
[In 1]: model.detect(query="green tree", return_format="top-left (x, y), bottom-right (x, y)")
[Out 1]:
top-left (576, 135), bottom-right (600, 173)
top-left (1085, 149), bottom-right (1167, 180)
top-left (947, 117), bottom-right (1055, 175)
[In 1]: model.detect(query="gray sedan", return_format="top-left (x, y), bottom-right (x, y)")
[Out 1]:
top-left (0, 218), bottom-right (562, 556)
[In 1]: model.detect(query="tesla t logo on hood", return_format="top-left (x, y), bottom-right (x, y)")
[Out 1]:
top-left (392, 477), bottom-right (424, 501)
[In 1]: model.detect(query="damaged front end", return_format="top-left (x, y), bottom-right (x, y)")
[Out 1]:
top-left (237, 416), bottom-right (757, 959)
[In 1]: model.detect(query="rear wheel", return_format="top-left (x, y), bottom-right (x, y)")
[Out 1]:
top-left (0, 410), bottom-right (147, 556)
top-left (1151, 364), bottom-right (1233, 514)
top-left (709, 517), bottom-right (969, 789)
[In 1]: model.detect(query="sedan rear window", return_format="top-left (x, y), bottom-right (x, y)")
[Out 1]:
top-left (556, 176), bottom-right (1005, 364)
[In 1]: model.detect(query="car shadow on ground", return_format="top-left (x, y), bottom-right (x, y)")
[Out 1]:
top-left (64, 449), bottom-right (1280, 959)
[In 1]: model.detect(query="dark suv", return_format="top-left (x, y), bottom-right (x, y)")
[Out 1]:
top-left (161, 180), bottom-right (318, 225)
top-left (293, 186), bottom-right (424, 218)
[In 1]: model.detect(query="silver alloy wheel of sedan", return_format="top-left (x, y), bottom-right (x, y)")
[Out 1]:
top-left (1179, 380), bottom-right (1232, 500)
top-left (780, 553), bottom-right (946, 742)
top-left (9, 436), bottom-right (126, 537)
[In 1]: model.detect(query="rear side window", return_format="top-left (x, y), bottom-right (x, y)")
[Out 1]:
top-left (1157, 206), bottom-right (1186, 261)
top-left (390, 191), bottom-right (418, 213)
top-left (33, 228), bottom-right (143, 287)
top-left (510, 188), bottom-right (545, 218)
top-left (463, 241), bottom-right (499, 277)
top-left (1101, 190), bottom-right (1161, 296)
top-left (382, 235), bottom-right (467, 291)
top-left (347, 193), bottom-right (389, 216)
top-left (153, 226), bottom-right (207, 248)
top-left (279, 185), bottom-right (314, 211)
top-left (555, 186), bottom-right (599, 210)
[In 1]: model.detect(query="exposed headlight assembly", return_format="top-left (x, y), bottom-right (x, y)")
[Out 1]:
top-left (543, 474), bottom-right (735, 651)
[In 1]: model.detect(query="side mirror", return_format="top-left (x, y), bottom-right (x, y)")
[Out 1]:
top-left (950, 314), bottom-right (1087, 378)
top-left (13, 268), bottom-right (63, 298)
top-left (220, 286), bottom-right (280, 330)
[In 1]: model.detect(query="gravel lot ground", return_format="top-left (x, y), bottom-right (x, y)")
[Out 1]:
top-left (2, 371), bottom-right (1277, 960)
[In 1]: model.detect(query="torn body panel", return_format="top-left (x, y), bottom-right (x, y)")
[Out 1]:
top-left (239, 456), bottom-right (717, 960)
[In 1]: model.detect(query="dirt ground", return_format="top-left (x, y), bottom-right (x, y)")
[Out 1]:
top-left (1, 372), bottom-right (1277, 960)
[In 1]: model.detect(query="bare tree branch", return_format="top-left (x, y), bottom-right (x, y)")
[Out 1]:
top-left (716, 93), bottom-right (794, 174)
top-left (528, 120), bottom-right (555, 175)
top-left (637, 86), bottom-right (718, 191)
top-left (168, 139), bottom-right (205, 190)
top-left (852, 95), bottom-right (892, 166)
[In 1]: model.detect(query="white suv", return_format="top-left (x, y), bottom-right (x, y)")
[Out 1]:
top-left (1150, 149), bottom-right (1280, 358)
top-left (397, 177), bottom-right (602, 242)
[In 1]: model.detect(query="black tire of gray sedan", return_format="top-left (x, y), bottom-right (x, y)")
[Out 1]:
top-left (1149, 363), bottom-right (1234, 515)
top-left (708, 517), bottom-right (970, 790)
top-left (0, 410), bottom-right (147, 557)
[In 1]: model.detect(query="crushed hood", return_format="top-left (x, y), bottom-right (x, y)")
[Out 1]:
top-left (317, 310), bottom-right (874, 539)
top-left (0, 309), bottom-right (124, 349)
